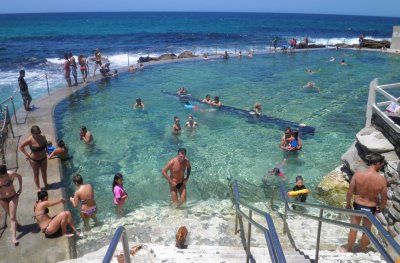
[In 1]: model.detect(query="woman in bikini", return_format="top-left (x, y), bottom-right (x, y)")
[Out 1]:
top-left (69, 174), bottom-right (98, 230)
top-left (19, 125), bottom-right (48, 191)
top-left (0, 165), bottom-right (22, 245)
top-left (34, 190), bottom-right (79, 237)
top-left (47, 139), bottom-right (69, 160)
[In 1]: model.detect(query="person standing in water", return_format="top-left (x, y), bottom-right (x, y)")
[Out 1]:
top-left (162, 148), bottom-right (191, 205)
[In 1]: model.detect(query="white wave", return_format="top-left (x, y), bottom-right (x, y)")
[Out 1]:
top-left (46, 57), bottom-right (64, 65)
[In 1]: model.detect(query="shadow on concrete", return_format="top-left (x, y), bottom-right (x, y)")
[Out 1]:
top-left (16, 222), bottom-right (41, 240)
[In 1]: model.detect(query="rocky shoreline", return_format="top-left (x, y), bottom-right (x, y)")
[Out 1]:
top-left (317, 126), bottom-right (400, 244)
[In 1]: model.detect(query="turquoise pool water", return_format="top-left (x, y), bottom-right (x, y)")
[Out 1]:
top-left (54, 49), bottom-right (400, 254)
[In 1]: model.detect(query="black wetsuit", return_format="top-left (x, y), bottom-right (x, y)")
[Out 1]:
top-left (18, 76), bottom-right (32, 110)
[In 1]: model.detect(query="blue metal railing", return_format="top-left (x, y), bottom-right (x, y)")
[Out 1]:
top-left (278, 181), bottom-right (400, 263)
top-left (231, 179), bottom-right (287, 263)
top-left (103, 226), bottom-right (131, 263)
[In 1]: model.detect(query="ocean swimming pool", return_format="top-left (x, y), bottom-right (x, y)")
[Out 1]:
top-left (54, 49), bottom-right (400, 254)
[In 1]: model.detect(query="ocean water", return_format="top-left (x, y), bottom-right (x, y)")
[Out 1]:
top-left (53, 49), bottom-right (400, 255)
top-left (2, 12), bottom-right (400, 256)
top-left (0, 12), bottom-right (399, 107)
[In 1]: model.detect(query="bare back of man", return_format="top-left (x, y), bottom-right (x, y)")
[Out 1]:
top-left (162, 148), bottom-right (191, 205)
top-left (345, 153), bottom-right (387, 253)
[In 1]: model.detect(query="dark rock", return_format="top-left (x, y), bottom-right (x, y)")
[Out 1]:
top-left (178, 51), bottom-right (196, 59)
top-left (137, 56), bottom-right (157, 63)
top-left (393, 187), bottom-right (400, 202)
top-left (341, 142), bottom-right (368, 174)
top-left (361, 39), bottom-right (390, 49)
top-left (158, 54), bottom-right (177, 61)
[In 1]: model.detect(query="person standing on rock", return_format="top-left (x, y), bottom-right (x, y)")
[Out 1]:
top-left (344, 153), bottom-right (387, 253)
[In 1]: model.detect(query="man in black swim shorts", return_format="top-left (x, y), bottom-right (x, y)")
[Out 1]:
top-left (18, 70), bottom-right (32, 111)
top-left (344, 153), bottom-right (387, 253)
top-left (162, 148), bottom-right (191, 205)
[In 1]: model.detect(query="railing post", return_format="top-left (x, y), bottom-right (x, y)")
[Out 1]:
top-left (315, 208), bottom-right (323, 263)
top-left (127, 54), bottom-right (130, 67)
top-left (5, 106), bottom-right (14, 138)
top-left (366, 78), bottom-right (378, 127)
top-left (10, 97), bottom-right (17, 125)
top-left (246, 210), bottom-right (252, 263)
top-left (45, 73), bottom-right (50, 96)
top-left (283, 203), bottom-right (288, 234)
top-left (235, 213), bottom-right (238, 234)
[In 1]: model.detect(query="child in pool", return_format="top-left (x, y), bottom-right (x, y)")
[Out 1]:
top-left (292, 176), bottom-right (308, 209)
top-left (267, 159), bottom-right (287, 180)
top-left (113, 173), bottom-right (128, 216)
top-left (47, 141), bottom-right (55, 156)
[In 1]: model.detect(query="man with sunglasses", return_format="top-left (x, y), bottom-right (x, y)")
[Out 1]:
top-left (344, 153), bottom-right (387, 253)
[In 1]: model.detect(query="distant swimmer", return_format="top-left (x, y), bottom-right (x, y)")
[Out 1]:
top-left (266, 159), bottom-right (287, 180)
top-left (340, 59), bottom-right (347, 65)
top-left (172, 116), bottom-right (182, 135)
top-left (237, 51), bottom-right (242, 58)
top-left (303, 82), bottom-right (320, 92)
top-left (79, 126), bottom-right (93, 144)
top-left (203, 54), bottom-right (209, 61)
top-left (223, 50), bottom-right (229, 59)
top-left (306, 69), bottom-right (319, 74)
top-left (201, 94), bottom-right (212, 105)
top-left (212, 96), bottom-right (222, 107)
top-left (128, 65), bottom-right (137, 73)
top-left (177, 87), bottom-right (188, 96)
top-left (133, 97), bottom-right (145, 109)
top-left (329, 57), bottom-right (335, 62)
top-left (247, 50), bottom-right (253, 58)
top-left (252, 102), bottom-right (262, 115)
top-left (185, 114), bottom-right (198, 129)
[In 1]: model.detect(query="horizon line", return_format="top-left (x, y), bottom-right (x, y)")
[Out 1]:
top-left (0, 10), bottom-right (399, 19)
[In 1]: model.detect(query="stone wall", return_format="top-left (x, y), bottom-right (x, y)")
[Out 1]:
top-left (391, 26), bottom-right (400, 51)
top-left (318, 126), bottom-right (400, 242)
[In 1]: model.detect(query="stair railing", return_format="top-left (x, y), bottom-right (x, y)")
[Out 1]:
top-left (278, 182), bottom-right (400, 263)
top-left (103, 226), bottom-right (131, 263)
top-left (231, 179), bottom-right (287, 263)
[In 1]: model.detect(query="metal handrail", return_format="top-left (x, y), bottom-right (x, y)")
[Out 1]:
top-left (103, 226), bottom-right (131, 263)
top-left (231, 179), bottom-right (287, 263)
top-left (278, 182), bottom-right (400, 263)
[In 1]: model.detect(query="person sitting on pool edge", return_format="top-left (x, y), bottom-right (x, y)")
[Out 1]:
top-left (212, 96), bottom-right (222, 107)
top-left (133, 98), bottom-right (145, 109)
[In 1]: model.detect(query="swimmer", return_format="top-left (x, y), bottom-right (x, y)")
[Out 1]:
top-left (223, 50), bottom-right (229, 59)
top-left (266, 159), bottom-right (287, 180)
top-left (177, 87), bottom-right (188, 96)
top-left (329, 57), bottom-right (335, 62)
top-left (253, 102), bottom-right (262, 115)
top-left (237, 51), bottom-right (242, 58)
top-left (340, 59), bottom-right (346, 65)
top-left (201, 94), bottom-right (212, 105)
top-left (303, 82), bottom-right (320, 92)
top-left (185, 114), bottom-right (198, 129)
top-left (79, 126), bottom-right (93, 144)
top-left (128, 65), bottom-right (137, 73)
top-left (306, 69), bottom-right (319, 74)
top-left (212, 96), bottom-right (222, 107)
top-left (247, 50), bottom-right (253, 58)
top-left (203, 54), bottom-right (209, 61)
top-left (172, 116), bottom-right (182, 134)
top-left (112, 69), bottom-right (118, 77)
top-left (133, 98), bottom-right (145, 109)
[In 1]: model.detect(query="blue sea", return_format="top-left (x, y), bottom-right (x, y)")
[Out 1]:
top-left (0, 12), bottom-right (399, 105)
top-left (2, 12), bottom-right (400, 256)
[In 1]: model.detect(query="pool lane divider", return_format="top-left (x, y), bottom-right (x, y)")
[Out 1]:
top-left (162, 91), bottom-right (315, 136)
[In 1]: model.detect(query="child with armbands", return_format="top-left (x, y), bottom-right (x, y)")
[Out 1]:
top-left (291, 176), bottom-right (308, 209)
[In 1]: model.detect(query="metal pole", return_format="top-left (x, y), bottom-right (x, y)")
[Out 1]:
top-left (315, 208), bottom-right (323, 263)
top-left (235, 213), bottom-right (238, 234)
top-left (10, 97), bottom-right (17, 125)
top-left (5, 106), bottom-right (14, 138)
top-left (121, 231), bottom-right (131, 263)
top-left (283, 204), bottom-right (288, 234)
top-left (127, 54), bottom-right (129, 67)
top-left (45, 73), bottom-right (50, 96)
top-left (246, 210), bottom-right (252, 263)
